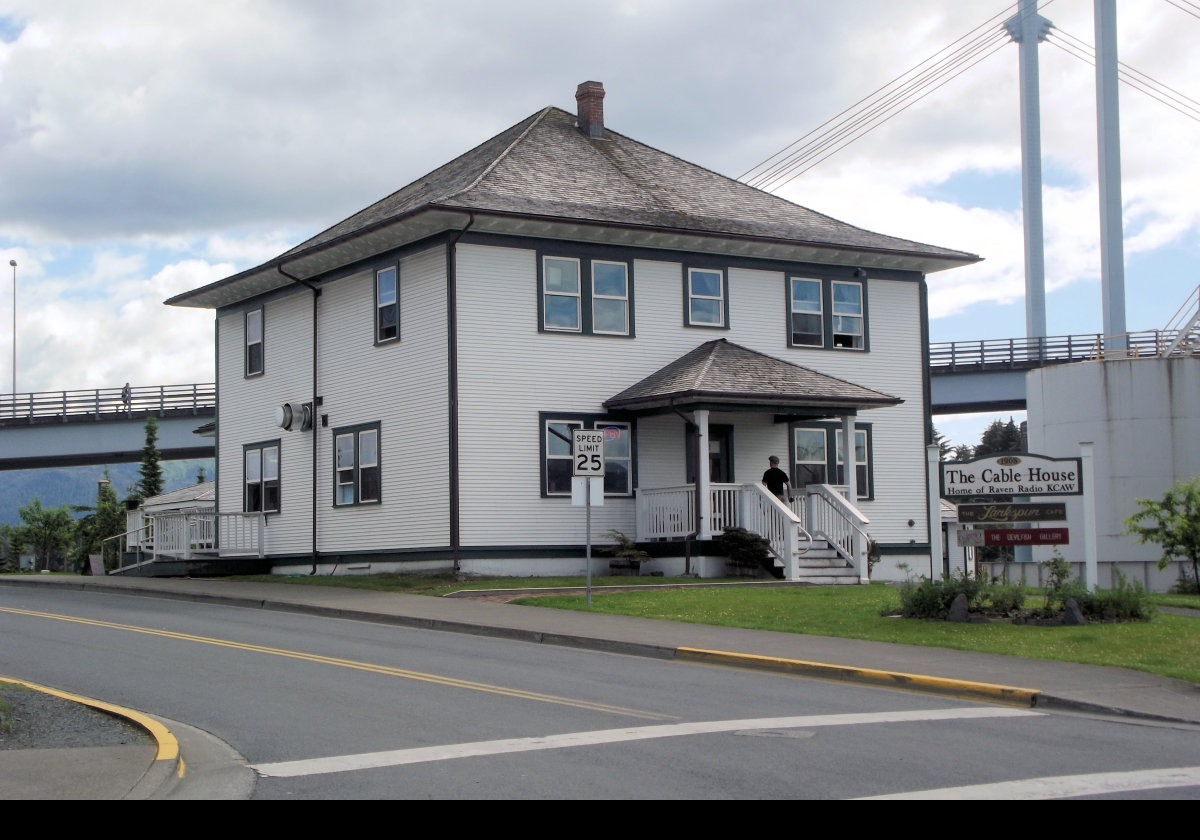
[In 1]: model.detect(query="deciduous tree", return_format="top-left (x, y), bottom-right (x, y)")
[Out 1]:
top-left (1126, 476), bottom-right (1200, 587)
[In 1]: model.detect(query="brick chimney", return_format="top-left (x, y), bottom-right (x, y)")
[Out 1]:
top-left (575, 81), bottom-right (605, 139)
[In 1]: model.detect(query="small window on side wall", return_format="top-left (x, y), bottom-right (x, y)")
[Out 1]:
top-left (376, 266), bottom-right (399, 344)
top-left (541, 414), bottom-right (633, 497)
top-left (334, 423), bottom-right (381, 506)
top-left (244, 442), bottom-right (280, 513)
top-left (245, 308), bottom-right (264, 377)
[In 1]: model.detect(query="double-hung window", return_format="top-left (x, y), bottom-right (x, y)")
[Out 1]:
top-left (245, 308), bottom-right (264, 377)
top-left (787, 277), bottom-right (867, 350)
top-left (244, 442), bottom-right (280, 513)
top-left (541, 414), bottom-right (634, 497)
top-left (543, 257), bottom-right (582, 332)
top-left (540, 255), bottom-right (632, 337)
top-left (334, 423), bottom-right (381, 506)
top-left (686, 268), bottom-right (726, 328)
top-left (376, 265), bottom-right (399, 344)
top-left (790, 422), bottom-right (872, 499)
top-left (832, 281), bottom-right (864, 349)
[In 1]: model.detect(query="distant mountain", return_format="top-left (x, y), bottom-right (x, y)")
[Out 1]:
top-left (0, 459), bottom-right (215, 525)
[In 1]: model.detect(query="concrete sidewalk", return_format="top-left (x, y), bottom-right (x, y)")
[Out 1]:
top-left (2, 574), bottom-right (1198, 799)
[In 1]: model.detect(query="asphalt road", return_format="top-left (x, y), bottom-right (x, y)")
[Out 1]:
top-left (3, 581), bottom-right (1199, 799)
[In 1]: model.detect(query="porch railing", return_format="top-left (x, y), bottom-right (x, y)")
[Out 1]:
top-left (740, 483), bottom-right (810, 579)
top-left (106, 512), bottom-right (264, 570)
top-left (805, 484), bottom-right (870, 582)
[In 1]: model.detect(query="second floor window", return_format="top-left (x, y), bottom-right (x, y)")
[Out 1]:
top-left (376, 265), bottom-right (399, 344)
top-left (686, 268), bottom-right (725, 328)
top-left (245, 308), bottom-right (264, 377)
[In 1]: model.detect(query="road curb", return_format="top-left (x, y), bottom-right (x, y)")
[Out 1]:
top-left (0, 676), bottom-right (182, 799)
top-left (674, 647), bottom-right (1043, 706)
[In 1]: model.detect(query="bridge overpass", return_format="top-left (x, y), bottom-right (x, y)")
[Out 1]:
top-left (0, 329), bottom-right (1188, 471)
top-left (0, 384), bottom-right (214, 471)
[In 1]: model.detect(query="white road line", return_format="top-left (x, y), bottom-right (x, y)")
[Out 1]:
top-left (858, 767), bottom-right (1200, 799)
top-left (252, 706), bottom-right (1039, 778)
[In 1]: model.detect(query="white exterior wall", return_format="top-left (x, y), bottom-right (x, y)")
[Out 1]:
top-left (216, 290), bottom-right (315, 556)
top-left (315, 247), bottom-right (450, 554)
top-left (1026, 357), bottom-right (1199, 590)
top-left (455, 244), bottom-right (930, 556)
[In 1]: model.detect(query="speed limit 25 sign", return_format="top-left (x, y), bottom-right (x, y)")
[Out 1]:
top-left (572, 429), bottom-right (606, 477)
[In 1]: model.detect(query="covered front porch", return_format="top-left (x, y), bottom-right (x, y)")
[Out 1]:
top-left (606, 339), bottom-right (901, 584)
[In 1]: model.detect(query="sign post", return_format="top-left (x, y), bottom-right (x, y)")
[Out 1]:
top-left (573, 429), bottom-right (606, 606)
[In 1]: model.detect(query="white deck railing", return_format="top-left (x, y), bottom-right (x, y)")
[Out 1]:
top-left (109, 512), bottom-right (265, 569)
top-left (805, 484), bottom-right (870, 583)
top-left (638, 483), bottom-right (822, 580)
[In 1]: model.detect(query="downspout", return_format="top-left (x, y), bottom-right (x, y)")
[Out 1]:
top-left (276, 265), bottom-right (321, 575)
top-left (446, 214), bottom-right (475, 575)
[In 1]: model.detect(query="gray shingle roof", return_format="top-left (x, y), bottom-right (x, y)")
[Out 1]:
top-left (604, 339), bottom-right (902, 413)
top-left (169, 102), bottom-right (979, 309)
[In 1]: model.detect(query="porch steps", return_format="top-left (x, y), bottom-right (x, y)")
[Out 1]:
top-left (792, 546), bottom-right (859, 585)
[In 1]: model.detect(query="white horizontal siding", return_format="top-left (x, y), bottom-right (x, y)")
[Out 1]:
top-left (216, 291), bottom-right (315, 556)
top-left (315, 247), bottom-right (450, 553)
top-left (454, 244), bottom-right (929, 550)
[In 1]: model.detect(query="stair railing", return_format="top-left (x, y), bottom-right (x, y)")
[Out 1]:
top-left (805, 484), bottom-right (871, 582)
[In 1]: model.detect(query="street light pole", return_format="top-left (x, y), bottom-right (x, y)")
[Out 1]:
top-left (8, 259), bottom-right (15, 398)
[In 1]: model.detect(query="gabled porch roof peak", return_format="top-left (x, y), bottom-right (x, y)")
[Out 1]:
top-left (603, 339), bottom-right (902, 414)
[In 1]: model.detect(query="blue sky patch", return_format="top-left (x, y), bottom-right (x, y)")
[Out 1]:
top-left (0, 15), bottom-right (25, 43)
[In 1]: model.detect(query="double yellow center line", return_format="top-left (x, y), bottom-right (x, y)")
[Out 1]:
top-left (0, 606), bottom-right (675, 721)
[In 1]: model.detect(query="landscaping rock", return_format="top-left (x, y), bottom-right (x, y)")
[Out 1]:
top-left (1063, 598), bottom-right (1087, 626)
top-left (946, 592), bottom-right (970, 623)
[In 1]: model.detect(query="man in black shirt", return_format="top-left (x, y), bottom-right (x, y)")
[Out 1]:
top-left (762, 456), bottom-right (791, 503)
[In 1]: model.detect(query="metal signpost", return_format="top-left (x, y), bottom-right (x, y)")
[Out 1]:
top-left (572, 429), bottom-right (605, 606)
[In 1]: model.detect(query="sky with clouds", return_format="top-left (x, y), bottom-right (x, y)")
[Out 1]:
top-left (0, 0), bottom-right (1196, 446)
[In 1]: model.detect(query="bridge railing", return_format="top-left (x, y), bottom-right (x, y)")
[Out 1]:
top-left (930, 330), bottom-right (1185, 371)
top-left (0, 383), bottom-right (215, 423)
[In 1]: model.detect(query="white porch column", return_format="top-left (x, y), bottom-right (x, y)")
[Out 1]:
top-left (840, 414), bottom-right (857, 503)
top-left (696, 409), bottom-right (712, 540)
top-left (927, 444), bottom-right (943, 580)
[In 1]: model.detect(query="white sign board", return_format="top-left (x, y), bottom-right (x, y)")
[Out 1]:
top-left (956, 529), bottom-right (985, 548)
top-left (941, 453), bottom-right (1083, 498)
top-left (572, 429), bottom-right (606, 477)
top-left (571, 476), bottom-right (604, 506)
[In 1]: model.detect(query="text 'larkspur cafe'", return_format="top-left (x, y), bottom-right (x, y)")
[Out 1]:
top-left (941, 454), bottom-right (1083, 498)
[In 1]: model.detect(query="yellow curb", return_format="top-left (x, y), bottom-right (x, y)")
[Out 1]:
top-left (674, 648), bottom-right (1042, 706)
top-left (0, 676), bottom-right (180, 763)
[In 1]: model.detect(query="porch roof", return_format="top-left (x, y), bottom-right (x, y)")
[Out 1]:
top-left (603, 339), bottom-right (902, 415)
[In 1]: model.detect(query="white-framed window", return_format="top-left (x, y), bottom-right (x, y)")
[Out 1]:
top-left (244, 441), bottom-right (280, 513)
top-left (540, 414), bottom-right (634, 497)
top-left (543, 257), bottom-right (582, 332)
top-left (832, 280), bottom-right (864, 349)
top-left (835, 427), bottom-right (870, 495)
top-left (786, 276), bottom-right (868, 351)
top-left (245, 308), bottom-right (264, 377)
top-left (792, 427), bottom-right (827, 487)
top-left (376, 265), bottom-right (399, 344)
top-left (790, 422), bottom-right (873, 499)
top-left (790, 277), bottom-right (823, 347)
top-left (592, 260), bottom-right (629, 335)
top-left (334, 423), bottom-right (381, 506)
top-left (686, 268), bottom-right (725, 328)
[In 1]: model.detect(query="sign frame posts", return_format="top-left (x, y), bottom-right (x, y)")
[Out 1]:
top-left (572, 429), bottom-right (606, 606)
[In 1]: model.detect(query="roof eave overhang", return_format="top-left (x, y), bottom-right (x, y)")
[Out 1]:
top-left (604, 390), bottom-right (902, 416)
top-left (167, 204), bottom-right (979, 310)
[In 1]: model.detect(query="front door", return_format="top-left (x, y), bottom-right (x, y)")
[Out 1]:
top-left (686, 424), bottom-right (733, 483)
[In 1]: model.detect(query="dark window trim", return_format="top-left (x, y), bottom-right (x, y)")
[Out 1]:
top-left (538, 412), bottom-right (636, 498)
top-left (788, 420), bottom-right (874, 501)
top-left (683, 266), bottom-right (729, 330)
top-left (536, 249), bottom-right (635, 338)
top-left (332, 422), bottom-right (382, 508)
top-left (245, 307), bottom-right (265, 378)
top-left (243, 439), bottom-right (281, 514)
top-left (786, 275), bottom-right (870, 352)
top-left (374, 263), bottom-right (400, 346)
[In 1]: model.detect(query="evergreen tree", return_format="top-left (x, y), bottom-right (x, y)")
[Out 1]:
top-left (975, 417), bottom-right (1023, 458)
top-left (138, 417), bottom-right (165, 499)
top-left (77, 474), bottom-right (125, 573)
top-left (15, 497), bottom-right (76, 572)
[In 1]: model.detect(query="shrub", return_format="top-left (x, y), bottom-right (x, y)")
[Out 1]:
top-left (984, 582), bottom-right (1026, 613)
top-left (717, 527), bottom-right (774, 575)
top-left (897, 571), bottom-right (983, 619)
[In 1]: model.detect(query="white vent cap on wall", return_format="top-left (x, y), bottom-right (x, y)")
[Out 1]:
top-left (275, 402), bottom-right (313, 431)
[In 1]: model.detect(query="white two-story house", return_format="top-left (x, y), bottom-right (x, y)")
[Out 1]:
top-left (164, 81), bottom-right (979, 581)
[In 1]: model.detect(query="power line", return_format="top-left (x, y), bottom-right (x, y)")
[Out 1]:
top-left (1162, 0), bottom-right (1200, 23)
top-left (742, 2), bottom-right (1056, 192)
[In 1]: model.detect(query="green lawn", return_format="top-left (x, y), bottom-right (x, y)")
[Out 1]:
top-left (230, 573), bottom-right (1200, 684)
